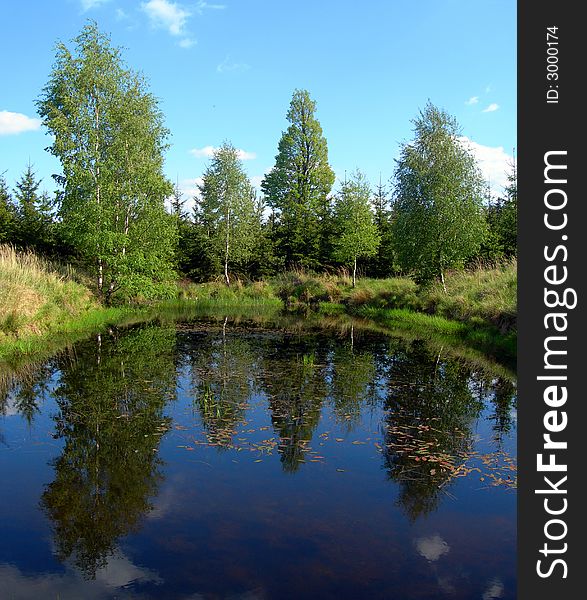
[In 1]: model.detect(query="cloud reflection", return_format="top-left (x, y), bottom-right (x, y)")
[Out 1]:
top-left (415, 534), bottom-right (450, 562)
top-left (0, 550), bottom-right (160, 600)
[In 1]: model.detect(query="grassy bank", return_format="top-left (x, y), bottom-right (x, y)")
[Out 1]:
top-left (0, 245), bottom-right (144, 363)
top-left (0, 244), bottom-right (516, 368)
top-left (178, 263), bottom-right (516, 366)
top-left (269, 261), bottom-right (517, 334)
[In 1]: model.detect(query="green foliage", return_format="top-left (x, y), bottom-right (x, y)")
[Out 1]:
top-left (196, 142), bottom-right (262, 285)
top-left (332, 170), bottom-right (380, 285)
top-left (11, 163), bottom-right (57, 254)
top-left (392, 102), bottom-right (487, 286)
top-left (0, 174), bottom-right (16, 243)
top-left (478, 162), bottom-right (517, 261)
top-left (274, 271), bottom-right (342, 308)
top-left (0, 244), bottom-right (106, 351)
top-left (369, 176), bottom-right (396, 277)
top-left (262, 89), bottom-right (335, 269)
top-left (37, 22), bottom-right (176, 303)
top-left (345, 277), bottom-right (421, 311)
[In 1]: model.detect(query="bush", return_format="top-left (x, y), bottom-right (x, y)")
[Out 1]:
top-left (275, 272), bottom-right (341, 307)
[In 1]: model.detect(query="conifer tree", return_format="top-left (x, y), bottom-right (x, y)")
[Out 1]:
top-left (262, 89), bottom-right (335, 269)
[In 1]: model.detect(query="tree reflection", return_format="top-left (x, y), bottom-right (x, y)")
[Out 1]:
top-left (187, 330), bottom-right (260, 446)
top-left (260, 337), bottom-right (329, 472)
top-left (41, 326), bottom-right (176, 579)
top-left (487, 377), bottom-right (517, 443)
top-left (380, 341), bottom-right (485, 520)
top-left (329, 343), bottom-right (378, 430)
top-left (0, 361), bottom-right (56, 424)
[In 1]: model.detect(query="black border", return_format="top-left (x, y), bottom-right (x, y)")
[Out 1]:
top-left (518, 2), bottom-right (584, 597)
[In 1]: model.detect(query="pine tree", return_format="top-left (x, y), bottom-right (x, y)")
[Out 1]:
top-left (369, 175), bottom-right (395, 277)
top-left (0, 173), bottom-right (16, 243)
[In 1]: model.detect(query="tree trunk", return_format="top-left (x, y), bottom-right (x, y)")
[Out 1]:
top-left (440, 268), bottom-right (446, 293)
top-left (352, 257), bottom-right (357, 288)
top-left (224, 211), bottom-right (230, 286)
top-left (97, 258), bottom-right (103, 298)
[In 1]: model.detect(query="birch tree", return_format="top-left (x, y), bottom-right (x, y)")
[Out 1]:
top-left (37, 23), bottom-right (176, 302)
top-left (333, 170), bottom-right (380, 286)
top-left (392, 102), bottom-right (486, 288)
top-left (197, 142), bottom-right (261, 285)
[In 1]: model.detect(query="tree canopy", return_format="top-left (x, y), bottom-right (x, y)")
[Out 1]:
top-left (391, 102), bottom-right (487, 287)
top-left (196, 142), bottom-right (262, 285)
top-left (37, 22), bottom-right (176, 302)
top-left (262, 89), bottom-right (335, 269)
top-left (332, 170), bottom-right (380, 286)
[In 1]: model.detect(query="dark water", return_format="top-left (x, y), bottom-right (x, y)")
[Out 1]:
top-left (0, 321), bottom-right (516, 599)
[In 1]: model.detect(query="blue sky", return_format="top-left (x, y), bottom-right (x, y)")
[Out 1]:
top-left (0, 0), bottom-right (516, 206)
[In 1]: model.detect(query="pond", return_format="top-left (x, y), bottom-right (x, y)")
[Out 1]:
top-left (0, 319), bottom-right (516, 599)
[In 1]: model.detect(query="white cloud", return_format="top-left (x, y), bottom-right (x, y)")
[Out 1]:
top-left (250, 175), bottom-right (265, 189)
top-left (94, 552), bottom-right (161, 588)
top-left (459, 137), bottom-right (513, 195)
top-left (142, 0), bottom-right (191, 36)
top-left (190, 145), bottom-right (216, 158)
top-left (115, 7), bottom-right (128, 20)
top-left (0, 110), bottom-right (42, 135)
top-left (195, 1), bottom-right (226, 12)
top-left (179, 37), bottom-right (197, 48)
top-left (415, 534), bottom-right (450, 562)
top-left (165, 177), bottom-right (202, 215)
top-left (465, 96), bottom-right (479, 105)
top-left (180, 177), bottom-right (203, 200)
top-left (482, 103), bottom-right (500, 113)
top-left (217, 56), bottom-right (251, 73)
top-left (189, 145), bottom-right (256, 160)
top-left (80, 0), bottom-right (111, 11)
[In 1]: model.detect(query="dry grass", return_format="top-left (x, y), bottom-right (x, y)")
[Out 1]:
top-left (423, 259), bottom-right (517, 332)
top-left (0, 244), bottom-right (98, 341)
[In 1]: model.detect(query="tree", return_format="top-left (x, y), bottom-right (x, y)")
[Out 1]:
top-left (369, 174), bottom-right (395, 277)
top-left (477, 159), bottom-right (517, 262)
top-left (495, 158), bottom-right (517, 258)
top-left (37, 22), bottom-right (176, 302)
top-left (261, 89), bottom-right (335, 269)
top-left (12, 163), bottom-right (55, 252)
top-left (332, 170), bottom-right (380, 286)
top-left (0, 173), bottom-right (15, 243)
top-left (197, 142), bottom-right (262, 285)
top-left (392, 102), bottom-right (487, 289)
